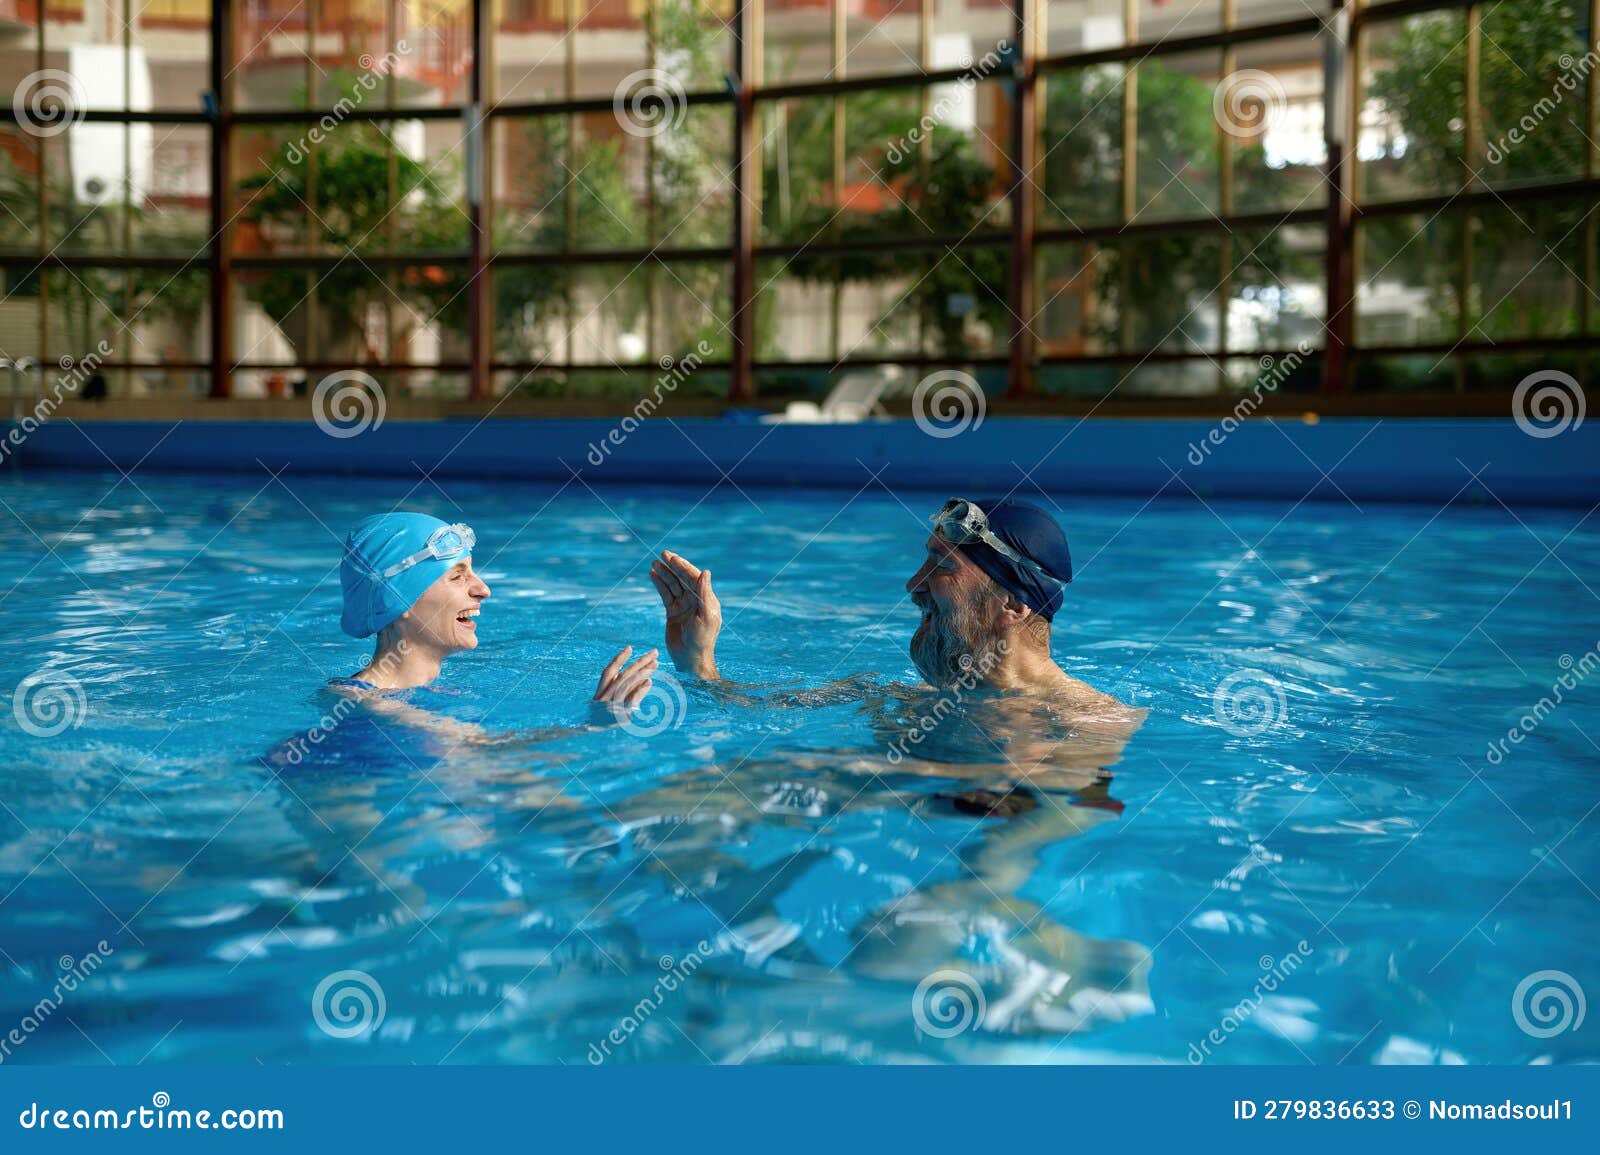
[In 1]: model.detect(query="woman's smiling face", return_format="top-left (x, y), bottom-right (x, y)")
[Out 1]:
top-left (395, 558), bottom-right (491, 654)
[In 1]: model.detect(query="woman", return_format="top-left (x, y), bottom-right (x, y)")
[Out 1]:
top-left (337, 511), bottom-right (656, 713)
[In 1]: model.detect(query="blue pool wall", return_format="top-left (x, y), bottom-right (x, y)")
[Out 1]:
top-left (7, 417), bottom-right (1597, 505)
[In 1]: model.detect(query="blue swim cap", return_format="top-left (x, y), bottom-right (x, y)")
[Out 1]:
top-left (340, 512), bottom-right (468, 638)
top-left (954, 499), bottom-right (1073, 621)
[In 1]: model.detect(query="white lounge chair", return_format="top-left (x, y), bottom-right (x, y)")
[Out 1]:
top-left (759, 366), bottom-right (905, 423)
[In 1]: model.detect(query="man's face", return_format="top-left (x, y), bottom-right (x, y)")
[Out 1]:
top-left (905, 532), bottom-right (1003, 686)
top-left (396, 558), bottom-right (491, 654)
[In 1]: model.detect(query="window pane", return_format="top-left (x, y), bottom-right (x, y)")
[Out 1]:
top-left (495, 0), bottom-right (569, 102)
top-left (654, 106), bottom-right (734, 248)
top-left (847, 0), bottom-right (923, 79)
top-left (492, 263), bottom-right (571, 365)
top-left (1479, 0), bottom-right (1589, 189)
top-left (1228, 224), bottom-right (1324, 353)
top-left (1101, 232), bottom-right (1223, 353)
top-left (1465, 352), bottom-right (1586, 391)
top-left (842, 87), bottom-right (921, 227)
top-left (575, 0), bottom-right (649, 100)
top-left (1472, 199), bottom-right (1586, 340)
top-left (1046, 0), bottom-right (1126, 55)
top-left (41, 0), bottom-right (141, 113)
top-left (235, 120), bottom-right (468, 259)
top-left (1354, 211), bottom-right (1464, 345)
top-left (1133, 51), bottom-right (1219, 222)
top-left (659, 0), bottom-right (735, 93)
top-left (569, 262), bottom-right (651, 364)
top-left (1359, 10), bottom-right (1467, 202)
top-left (43, 127), bottom-right (126, 257)
top-left (139, 124), bottom-right (211, 257)
top-left (838, 249), bottom-right (924, 359)
top-left (761, 98), bottom-right (835, 244)
top-left (232, 1), bottom-right (315, 111)
top-left (43, 267), bottom-right (206, 365)
top-left (571, 111), bottom-right (648, 250)
top-left (1235, 0), bottom-right (1315, 30)
top-left (1138, 0), bottom-right (1219, 42)
top-left (1227, 37), bottom-right (1326, 214)
top-left (1040, 64), bottom-right (1124, 228)
top-left (493, 115), bottom-right (574, 254)
top-left (1040, 236), bottom-right (1222, 360)
top-left (653, 260), bottom-right (731, 360)
top-left (764, 0), bottom-right (834, 85)
top-left (396, 0), bottom-right (474, 108)
top-left (1035, 241), bottom-right (1098, 355)
top-left (0, 269), bottom-right (44, 363)
top-left (235, 124), bottom-right (315, 255)
top-left (930, 0), bottom-right (1009, 67)
top-left (1223, 351), bottom-right (1319, 396)
top-left (133, 0), bottom-right (212, 112)
top-left (0, 127), bottom-right (42, 255)
top-left (755, 254), bottom-right (834, 360)
top-left (920, 247), bottom-right (1009, 355)
top-left (1349, 352), bottom-right (1455, 393)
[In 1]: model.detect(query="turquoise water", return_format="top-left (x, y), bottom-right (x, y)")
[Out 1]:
top-left (0, 469), bottom-right (1596, 1065)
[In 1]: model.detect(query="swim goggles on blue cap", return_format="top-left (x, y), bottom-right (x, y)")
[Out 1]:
top-left (380, 522), bottom-right (476, 578)
top-left (931, 499), bottom-right (1059, 584)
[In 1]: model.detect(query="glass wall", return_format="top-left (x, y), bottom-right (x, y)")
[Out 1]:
top-left (0, 1), bottom-right (1593, 403)
top-left (1, 0), bottom-right (212, 397)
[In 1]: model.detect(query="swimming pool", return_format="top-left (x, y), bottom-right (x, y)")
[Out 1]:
top-left (1, 468), bottom-right (1596, 1065)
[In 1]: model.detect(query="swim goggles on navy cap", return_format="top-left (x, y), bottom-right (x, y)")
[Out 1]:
top-left (930, 499), bottom-right (1060, 585)
top-left (380, 522), bottom-right (476, 578)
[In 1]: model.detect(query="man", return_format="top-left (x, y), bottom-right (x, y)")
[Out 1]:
top-left (653, 497), bottom-right (1126, 704)
top-left (650, 497), bottom-right (1142, 802)
top-left (644, 498), bottom-right (1153, 1022)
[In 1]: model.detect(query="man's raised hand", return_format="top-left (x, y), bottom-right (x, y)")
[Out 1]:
top-left (649, 550), bottom-right (721, 680)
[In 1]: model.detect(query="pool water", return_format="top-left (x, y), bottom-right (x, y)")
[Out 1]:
top-left (1, 469), bottom-right (1596, 1065)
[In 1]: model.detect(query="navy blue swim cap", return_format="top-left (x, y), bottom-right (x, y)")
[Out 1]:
top-left (952, 498), bottom-right (1073, 620)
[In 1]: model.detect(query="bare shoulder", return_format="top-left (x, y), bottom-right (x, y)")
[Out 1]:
top-left (1056, 674), bottom-right (1145, 728)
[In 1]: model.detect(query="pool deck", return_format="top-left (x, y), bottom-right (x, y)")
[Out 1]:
top-left (6, 410), bottom-right (1596, 506)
